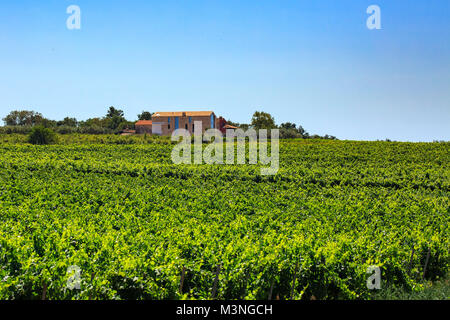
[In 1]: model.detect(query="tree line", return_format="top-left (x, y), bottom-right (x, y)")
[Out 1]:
top-left (1, 107), bottom-right (152, 135)
top-left (2, 108), bottom-right (336, 139)
top-left (228, 111), bottom-right (337, 140)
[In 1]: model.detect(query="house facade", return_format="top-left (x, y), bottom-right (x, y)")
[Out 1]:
top-left (135, 120), bottom-right (152, 134)
top-left (150, 111), bottom-right (219, 136)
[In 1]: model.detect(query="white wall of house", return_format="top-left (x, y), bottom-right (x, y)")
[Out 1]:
top-left (152, 123), bottom-right (163, 135)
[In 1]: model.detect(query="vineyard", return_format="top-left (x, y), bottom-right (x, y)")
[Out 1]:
top-left (0, 134), bottom-right (448, 299)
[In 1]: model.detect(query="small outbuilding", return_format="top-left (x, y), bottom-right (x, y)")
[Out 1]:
top-left (223, 124), bottom-right (238, 134)
top-left (135, 120), bottom-right (152, 134)
top-left (120, 129), bottom-right (136, 136)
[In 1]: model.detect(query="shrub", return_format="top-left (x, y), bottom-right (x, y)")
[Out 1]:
top-left (27, 126), bottom-right (58, 145)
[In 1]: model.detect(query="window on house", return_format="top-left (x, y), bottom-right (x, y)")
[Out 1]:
top-left (185, 124), bottom-right (188, 130)
top-left (189, 117), bottom-right (192, 123)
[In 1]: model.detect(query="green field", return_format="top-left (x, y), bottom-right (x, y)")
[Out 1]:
top-left (0, 134), bottom-right (448, 300)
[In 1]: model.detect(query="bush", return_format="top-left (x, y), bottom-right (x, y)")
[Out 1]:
top-left (27, 126), bottom-right (58, 145)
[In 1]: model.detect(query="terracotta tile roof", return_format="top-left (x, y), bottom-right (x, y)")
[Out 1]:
top-left (135, 120), bottom-right (153, 126)
top-left (152, 111), bottom-right (214, 117)
top-left (223, 124), bottom-right (238, 129)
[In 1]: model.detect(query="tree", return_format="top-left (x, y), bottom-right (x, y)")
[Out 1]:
top-left (106, 106), bottom-right (124, 119)
top-left (105, 106), bottom-right (126, 130)
top-left (226, 119), bottom-right (239, 127)
top-left (57, 117), bottom-right (78, 127)
top-left (137, 111), bottom-right (153, 120)
top-left (280, 122), bottom-right (297, 130)
top-left (3, 110), bottom-right (44, 126)
top-left (238, 124), bottom-right (250, 131)
top-left (27, 126), bottom-right (58, 145)
top-left (251, 111), bottom-right (276, 130)
top-left (280, 128), bottom-right (301, 139)
top-left (117, 121), bottom-right (135, 131)
top-left (297, 125), bottom-right (307, 136)
top-left (79, 118), bottom-right (106, 127)
top-left (226, 120), bottom-right (250, 131)
top-left (39, 118), bottom-right (57, 128)
top-left (106, 116), bottom-right (126, 130)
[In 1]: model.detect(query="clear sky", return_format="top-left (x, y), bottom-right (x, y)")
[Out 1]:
top-left (1, 0), bottom-right (449, 141)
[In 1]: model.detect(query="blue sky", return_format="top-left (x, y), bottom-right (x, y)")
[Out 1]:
top-left (1, 0), bottom-right (449, 141)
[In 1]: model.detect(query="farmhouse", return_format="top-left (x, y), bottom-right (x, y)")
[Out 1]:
top-left (152, 111), bottom-right (217, 136)
top-left (136, 111), bottom-right (231, 136)
top-left (134, 111), bottom-right (234, 136)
